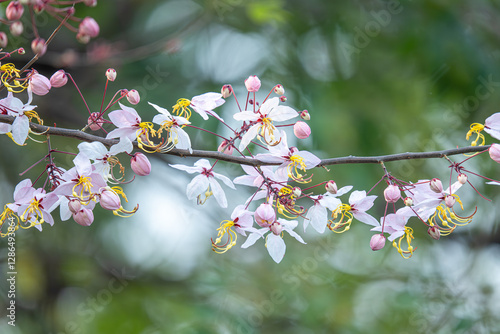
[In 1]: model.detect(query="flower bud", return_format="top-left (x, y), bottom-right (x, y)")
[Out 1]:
top-left (325, 180), bottom-right (337, 194)
top-left (17, 47), bottom-right (25, 55)
top-left (270, 222), bottom-right (282, 235)
top-left (29, 73), bottom-right (51, 96)
top-left (279, 95), bottom-right (287, 102)
top-left (87, 112), bottom-right (104, 131)
top-left (384, 184), bottom-right (401, 203)
top-left (79, 17), bottom-right (99, 38)
top-left (106, 68), bottom-right (117, 81)
top-left (131, 152), bottom-right (151, 176)
top-left (274, 84), bottom-right (284, 95)
top-left (293, 121), bottom-right (311, 139)
top-left (10, 21), bottom-right (23, 36)
top-left (292, 187), bottom-right (302, 198)
top-left (489, 143), bottom-right (500, 164)
top-left (31, 37), bottom-right (47, 56)
top-left (404, 197), bottom-right (413, 206)
top-left (300, 110), bottom-right (310, 120)
top-left (370, 233), bottom-right (386, 251)
top-left (50, 70), bottom-right (68, 88)
top-left (244, 75), bottom-right (261, 92)
top-left (126, 89), bottom-right (140, 105)
top-left (255, 203), bottom-right (275, 227)
top-left (100, 188), bottom-right (121, 211)
top-left (429, 178), bottom-right (443, 193)
top-left (0, 32), bottom-right (8, 48)
top-left (444, 195), bottom-right (456, 208)
top-left (68, 199), bottom-right (81, 214)
top-left (73, 208), bottom-right (94, 226)
top-left (33, 2), bottom-right (44, 14)
top-left (457, 173), bottom-right (468, 185)
top-left (6, 1), bottom-right (24, 21)
top-left (83, 0), bottom-right (97, 6)
top-left (427, 226), bottom-right (440, 240)
top-left (217, 140), bottom-right (234, 155)
top-left (221, 84), bottom-right (232, 98)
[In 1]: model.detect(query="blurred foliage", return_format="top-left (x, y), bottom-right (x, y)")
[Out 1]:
top-left (1, 0), bottom-right (500, 333)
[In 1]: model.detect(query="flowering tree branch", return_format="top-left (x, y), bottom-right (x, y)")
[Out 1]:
top-left (0, 114), bottom-right (490, 167)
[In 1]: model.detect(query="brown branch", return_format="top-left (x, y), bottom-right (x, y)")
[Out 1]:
top-left (0, 114), bottom-right (491, 167)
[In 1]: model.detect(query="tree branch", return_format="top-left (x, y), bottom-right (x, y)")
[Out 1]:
top-left (0, 114), bottom-right (491, 167)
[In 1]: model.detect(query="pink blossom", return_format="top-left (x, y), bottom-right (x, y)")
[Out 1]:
top-left (106, 103), bottom-right (143, 142)
top-left (6, 1), bottom-right (24, 21)
top-left (370, 234), bottom-right (386, 251)
top-left (73, 208), bottom-right (94, 226)
top-left (190, 92), bottom-right (225, 120)
top-left (244, 75), bottom-right (261, 92)
top-left (371, 207), bottom-right (413, 241)
top-left (484, 113), bottom-right (500, 140)
top-left (0, 32), bottom-right (7, 48)
top-left (489, 143), bottom-right (500, 164)
top-left (0, 92), bottom-right (37, 145)
top-left (293, 121), bottom-right (311, 139)
top-left (126, 89), bottom-right (140, 105)
top-left (79, 17), bottom-right (99, 38)
top-left (304, 186), bottom-right (352, 233)
top-left (131, 152), bottom-right (151, 176)
top-left (31, 37), bottom-right (46, 56)
top-left (10, 21), bottom-right (23, 36)
top-left (383, 184), bottom-right (401, 203)
top-left (106, 68), bottom-right (117, 81)
top-left (50, 70), bottom-right (68, 88)
top-left (29, 73), bottom-right (51, 96)
top-left (100, 188), bottom-right (121, 211)
top-left (254, 203), bottom-right (275, 227)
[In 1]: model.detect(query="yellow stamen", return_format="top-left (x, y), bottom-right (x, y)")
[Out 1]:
top-left (172, 98), bottom-right (192, 120)
top-left (0, 206), bottom-right (21, 237)
top-left (392, 226), bottom-right (415, 259)
top-left (197, 187), bottom-right (213, 205)
top-left (466, 123), bottom-right (485, 147)
top-left (72, 175), bottom-right (94, 201)
top-left (212, 220), bottom-right (237, 254)
top-left (328, 204), bottom-right (353, 233)
top-left (0, 63), bottom-right (28, 93)
top-left (258, 118), bottom-right (280, 146)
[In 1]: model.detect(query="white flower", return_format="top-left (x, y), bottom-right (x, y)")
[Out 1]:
top-left (190, 92), bottom-right (225, 121)
top-left (241, 218), bottom-right (306, 263)
top-left (304, 186), bottom-right (353, 233)
top-left (169, 159), bottom-right (235, 208)
top-left (150, 102), bottom-right (192, 153)
top-left (233, 97), bottom-right (298, 151)
top-left (76, 139), bottom-right (132, 180)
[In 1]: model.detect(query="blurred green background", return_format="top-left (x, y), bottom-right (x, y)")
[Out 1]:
top-left (1, 0), bottom-right (500, 333)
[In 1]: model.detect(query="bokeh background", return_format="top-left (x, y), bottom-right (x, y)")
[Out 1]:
top-left (1, 0), bottom-right (500, 333)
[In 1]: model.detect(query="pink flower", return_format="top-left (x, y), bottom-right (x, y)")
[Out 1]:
top-left (73, 208), bottom-right (94, 226)
top-left (31, 37), bottom-right (46, 56)
top-left (489, 143), bottom-right (500, 163)
top-left (131, 152), bottom-right (151, 176)
top-left (383, 185), bottom-right (401, 203)
top-left (293, 121), bottom-right (311, 139)
top-left (6, 1), bottom-right (24, 21)
top-left (242, 218), bottom-right (306, 263)
top-left (244, 75), bottom-right (261, 92)
top-left (79, 17), bottom-right (99, 38)
top-left (370, 234), bottom-right (386, 251)
top-left (10, 21), bottom-right (23, 36)
top-left (50, 70), bottom-right (68, 88)
top-left (106, 103), bottom-right (143, 142)
top-left (371, 207), bottom-right (413, 241)
top-left (347, 190), bottom-right (379, 226)
top-left (29, 73), bottom-right (51, 96)
top-left (0, 32), bottom-right (7, 48)
top-left (0, 92), bottom-right (37, 145)
top-left (254, 203), bottom-right (275, 227)
top-left (484, 113), bottom-right (500, 140)
top-left (100, 188), bottom-right (121, 211)
top-left (126, 89), bottom-right (140, 105)
top-left (106, 68), bottom-right (117, 81)
top-left (304, 186), bottom-right (352, 233)
top-left (190, 92), bottom-right (225, 121)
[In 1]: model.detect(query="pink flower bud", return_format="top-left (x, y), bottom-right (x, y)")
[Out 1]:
top-left (325, 180), bottom-right (337, 194)
top-left (6, 1), bottom-right (24, 21)
top-left (29, 73), bottom-right (51, 96)
top-left (270, 222), bottom-right (282, 236)
top-left (429, 178), bottom-right (443, 193)
top-left (489, 143), bottom-right (500, 164)
top-left (293, 121), bottom-right (311, 139)
top-left (427, 226), bottom-right (440, 240)
top-left (33, 2), bottom-right (44, 14)
top-left (50, 70), bottom-right (68, 88)
top-left (79, 17), bottom-right (99, 38)
top-left (73, 208), bottom-right (94, 226)
top-left (126, 89), bottom-right (140, 105)
top-left (444, 195), bottom-right (456, 208)
top-left (274, 84), bottom-right (284, 95)
top-left (370, 233), bottom-right (386, 251)
top-left (221, 84), bottom-right (232, 98)
top-left (68, 199), bottom-right (81, 214)
top-left (457, 173), bottom-right (468, 185)
top-left (383, 184), bottom-right (401, 203)
top-left (244, 75), bottom-right (261, 92)
top-left (300, 110), bottom-right (310, 120)
top-left (17, 47), bottom-right (25, 55)
top-left (217, 140), bottom-right (234, 155)
top-left (131, 152), bottom-right (151, 176)
top-left (87, 112), bottom-right (104, 131)
top-left (0, 32), bottom-right (7, 48)
top-left (10, 21), bottom-right (23, 36)
top-left (83, 0), bottom-right (97, 6)
top-left (31, 37), bottom-right (47, 56)
top-left (106, 68), bottom-right (116, 81)
top-left (404, 197), bottom-right (413, 206)
top-left (292, 187), bottom-right (301, 197)
top-left (279, 95), bottom-right (287, 102)
top-left (100, 188), bottom-right (121, 211)
top-left (255, 203), bottom-right (275, 227)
